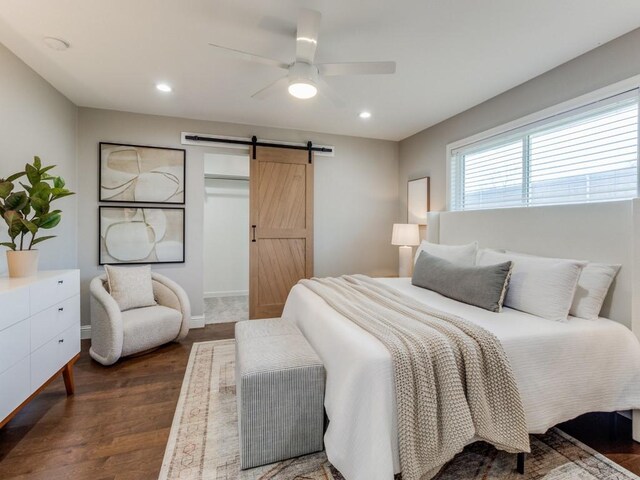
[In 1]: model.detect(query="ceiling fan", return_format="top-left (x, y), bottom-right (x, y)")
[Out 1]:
top-left (208, 8), bottom-right (396, 105)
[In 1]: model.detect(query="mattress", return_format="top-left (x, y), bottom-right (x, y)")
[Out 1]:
top-left (281, 277), bottom-right (640, 480)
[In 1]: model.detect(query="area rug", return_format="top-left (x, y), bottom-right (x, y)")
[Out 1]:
top-left (159, 340), bottom-right (639, 480)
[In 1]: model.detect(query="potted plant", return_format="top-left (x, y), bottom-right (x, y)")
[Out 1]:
top-left (0, 156), bottom-right (74, 277)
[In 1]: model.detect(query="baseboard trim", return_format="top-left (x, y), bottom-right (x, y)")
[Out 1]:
top-left (204, 290), bottom-right (248, 298)
top-left (81, 325), bottom-right (92, 340)
top-left (205, 316), bottom-right (242, 325)
top-left (190, 315), bottom-right (206, 329)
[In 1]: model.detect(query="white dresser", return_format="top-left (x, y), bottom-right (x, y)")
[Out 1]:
top-left (0, 270), bottom-right (80, 428)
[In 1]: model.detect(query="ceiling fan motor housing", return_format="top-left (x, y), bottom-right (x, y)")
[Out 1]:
top-left (288, 62), bottom-right (319, 87)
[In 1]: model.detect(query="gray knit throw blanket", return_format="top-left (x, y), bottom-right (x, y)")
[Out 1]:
top-left (299, 275), bottom-right (530, 480)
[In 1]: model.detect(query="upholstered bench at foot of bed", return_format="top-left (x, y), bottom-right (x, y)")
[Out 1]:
top-left (235, 319), bottom-right (326, 470)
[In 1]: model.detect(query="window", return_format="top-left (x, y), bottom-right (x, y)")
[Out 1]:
top-left (450, 89), bottom-right (639, 211)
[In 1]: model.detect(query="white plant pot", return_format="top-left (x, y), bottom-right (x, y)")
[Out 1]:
top-left (6, 250), bottom-right (39, 278)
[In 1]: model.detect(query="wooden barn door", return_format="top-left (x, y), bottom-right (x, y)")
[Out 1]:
top-left (249, 147), bottom-right (314, 319)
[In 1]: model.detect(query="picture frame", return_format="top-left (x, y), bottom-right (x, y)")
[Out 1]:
top-left (407, 176), bottom-right (430, 225)
top-left (99, 142), bottom-right (186, 204)
top-left (99, 206), bottom-right (185, 265)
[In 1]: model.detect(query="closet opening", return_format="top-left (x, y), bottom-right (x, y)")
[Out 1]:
top-left (203, 152), bottom-right (250, 324)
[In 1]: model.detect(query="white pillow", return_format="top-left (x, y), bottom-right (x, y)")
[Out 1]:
top-left (501, 250), bottom-right (620, 320)
top-left (476, 250), bottom-right (583, 321)
top-left (569, 263), bottom-right (620, 320)
top-left (105, 264), bottom-right (157, 312)
top-left (413, 240), bottom-right (478, 266)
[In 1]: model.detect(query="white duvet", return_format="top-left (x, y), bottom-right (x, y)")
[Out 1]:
top-left (281, 277), bottom-right (640, 480)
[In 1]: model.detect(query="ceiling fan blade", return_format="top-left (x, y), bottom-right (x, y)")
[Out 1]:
top-left (317, 78), bottom-right (346, 108)
top-left (296, 9), bottom-right (321, 64)
top-left (251, 76), bottom-right (289, 100)
top-left (318, 61), bottom-right (396, 76)
top-left (208, 43), bottom-right (289, 70)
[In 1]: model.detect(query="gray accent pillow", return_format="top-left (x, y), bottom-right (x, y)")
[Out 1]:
top-left (412, 251), bottom-right (512, 312)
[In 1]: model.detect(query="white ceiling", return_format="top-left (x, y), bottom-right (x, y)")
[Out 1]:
top-left (1, 1), bottom-right (639, 141)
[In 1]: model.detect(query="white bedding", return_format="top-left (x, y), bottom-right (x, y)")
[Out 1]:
top-left (281, 277), bottom-right (640, 480)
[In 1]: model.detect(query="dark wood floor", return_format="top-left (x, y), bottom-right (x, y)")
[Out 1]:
top-left (1, 322), bottom-right (640, 479)
top-left (0, 323), bottom-right (234, 480)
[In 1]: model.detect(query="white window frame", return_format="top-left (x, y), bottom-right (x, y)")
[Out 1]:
top-left (446, 75), bottom-right (640, 211)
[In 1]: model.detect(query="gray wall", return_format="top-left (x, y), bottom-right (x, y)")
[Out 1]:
top-left (399, 27), bottom-right (640, 215)
top-left (15, 22), bottom-right (635, 326)
top-left (0, 43), bottom-right (77, 275)
top-left (77, 108), bottom-right (399, 324)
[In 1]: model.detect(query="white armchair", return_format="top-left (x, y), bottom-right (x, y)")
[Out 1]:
top-left (89, 272), bottom-right (190, 366)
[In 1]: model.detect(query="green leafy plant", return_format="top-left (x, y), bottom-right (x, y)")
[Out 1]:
top-left (0, 156), bottom-right (74, 251)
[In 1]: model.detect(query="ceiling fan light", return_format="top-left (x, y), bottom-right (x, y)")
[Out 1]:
top-left (288, 81), bottom-right (317, 99)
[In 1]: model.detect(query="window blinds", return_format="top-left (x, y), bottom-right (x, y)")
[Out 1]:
top-left (450, 89), bottom-right (639, 211)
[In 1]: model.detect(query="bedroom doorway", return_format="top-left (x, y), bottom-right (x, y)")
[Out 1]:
top-left (203, 152), bottom-right (250, 324)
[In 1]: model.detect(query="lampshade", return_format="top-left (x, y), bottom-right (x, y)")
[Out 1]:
top-left (391, 223), bottom-right (420, 246)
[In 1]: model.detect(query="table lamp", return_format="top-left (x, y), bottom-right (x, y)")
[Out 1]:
top-left (391, 223), bottom-right (420, 277)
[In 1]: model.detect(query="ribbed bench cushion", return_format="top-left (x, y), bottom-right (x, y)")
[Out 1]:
top-left (235, 319), bottom-right (325, 469)
top-left (235, 317), bottom-right (301, 341)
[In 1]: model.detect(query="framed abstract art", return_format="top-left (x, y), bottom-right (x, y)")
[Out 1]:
top-left (99, 206), bottom-right (185, 265)
top-left (99, 142), bottom-right (186, 204)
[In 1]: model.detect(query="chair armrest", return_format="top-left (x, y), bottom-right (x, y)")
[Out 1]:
top-left (89, 275), bottom-right (124, 366)
top-left (151, 272), bottom-right (191, 341)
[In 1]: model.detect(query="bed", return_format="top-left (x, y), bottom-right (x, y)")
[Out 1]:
top-left (281, 199), bottom-right (640, 480)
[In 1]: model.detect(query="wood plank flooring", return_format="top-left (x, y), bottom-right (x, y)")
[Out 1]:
top-left (0, 323), bottom-right (234, 480)
top-left (1, 322), bottom-right (640, 479)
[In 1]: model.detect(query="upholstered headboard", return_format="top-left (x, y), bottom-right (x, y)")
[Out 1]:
top-left (427, 200), bottom-right (640, 328)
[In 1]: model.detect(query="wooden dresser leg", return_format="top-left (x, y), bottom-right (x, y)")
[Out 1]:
top-left (62, 362), bottom-right (76, 396)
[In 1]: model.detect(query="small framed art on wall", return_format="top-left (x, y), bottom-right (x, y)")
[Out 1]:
top-left (407, 176), bottom-right (430, 225)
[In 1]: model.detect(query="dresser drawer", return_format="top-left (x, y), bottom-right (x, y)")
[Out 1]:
top-left (58, 295), bottom-right (81, 333)
top-left (58, 323), bottom-right (80, 366)
top-left (31, 337), bottom-right (61, 391)
top-left (0, 319), bottom-right (30, 375)
top-left (30, 271), bottom-right (80, 315)
top-left (30, 323), bottom-right (80, 392)
top-left (0, 357), bottom-right (30, 422)
top-left (0, 286), bottom-right (29, 331)
top-left (30, 295), bottom-right (80, 352)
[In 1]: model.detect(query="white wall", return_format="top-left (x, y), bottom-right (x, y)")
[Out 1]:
top-left (399, 27), bottom-right (640, 216)
top-left (77, 108), bottom-right (400, 325)
top-left (204, 152), bottom-right (249, 178)
top-left (436, 201), bottom-right (634, 326)
top-left (203, 177), bottom-right (249, 297)
top-left (0, 43), bottom-right (77, 275)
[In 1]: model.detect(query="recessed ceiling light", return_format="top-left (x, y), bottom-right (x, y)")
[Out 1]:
top-left (156, 83), bottom-right (172, 93)
top-left (359, 111), bottom-right (372, 119)
top-left (43, 37), bottom-right (70, 51)
top-left (288, 82), bottom-right (317, 99)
